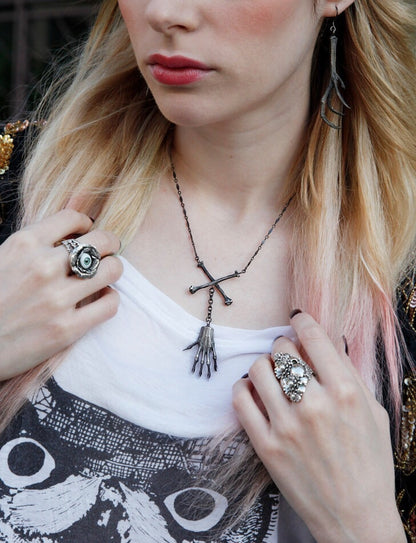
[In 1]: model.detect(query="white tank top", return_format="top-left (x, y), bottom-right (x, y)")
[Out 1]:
top-left (55, 256), bottom-right (295, 438)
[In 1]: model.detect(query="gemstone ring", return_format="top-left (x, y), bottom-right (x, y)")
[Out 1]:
top-left (273, 352), bottom-right (315, 403)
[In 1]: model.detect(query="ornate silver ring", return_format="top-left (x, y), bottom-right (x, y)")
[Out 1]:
top-left (62, 239), bottom-right (101, 279)
top-left (273, 352), bottom-right (314, 403)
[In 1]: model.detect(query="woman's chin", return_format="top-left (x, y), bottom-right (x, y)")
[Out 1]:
top-left (158, 108), bottom-right (215, 128)
top-left (151, 95), bottom-right (224, 128)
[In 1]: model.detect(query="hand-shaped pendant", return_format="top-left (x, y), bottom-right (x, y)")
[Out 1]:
top-left (185, 324), bottom-right (218, 379)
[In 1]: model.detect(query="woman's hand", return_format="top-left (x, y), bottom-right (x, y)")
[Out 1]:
top-left (0, 209), bottom-right (123, 381)
top-left (233, 311), bottom-right (406, 543)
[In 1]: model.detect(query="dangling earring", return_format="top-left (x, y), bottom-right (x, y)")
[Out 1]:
top-left (320, 6), bottom-right (350, 130)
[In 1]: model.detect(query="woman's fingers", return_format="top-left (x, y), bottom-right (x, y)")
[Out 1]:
top-left (62, 229), bottom-right (121, 257)
top-left (68, 255), bottom-right (123, 305)
top-left (248, 337), bottom-right (321, 422)
top-left (288, 313), bottom-right (386, 424)
top-left (289, 313), bottom-right (385, 420)
top-left (246, 351), bottom-right (291, 421)
top-left (234, 333), bottom-right (320, 428)
top-left (289, 311), bottom-right (354, 386)
top-left (22, 209), bottom-right (94, 245)
top-left (232, 376), bottom-right (270, 438)
top-left (72, 287), bottom-right (121, 337)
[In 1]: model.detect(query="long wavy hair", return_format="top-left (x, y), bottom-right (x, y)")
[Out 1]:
top-left (1, 0), bottom-right (416, 518)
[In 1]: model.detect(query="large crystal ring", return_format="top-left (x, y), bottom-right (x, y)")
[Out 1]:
top-left (62, 239), bottom-right (101, 279)
top-left (273, 352), bottom-right (314, 403)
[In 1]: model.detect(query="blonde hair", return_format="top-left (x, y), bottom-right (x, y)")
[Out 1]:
top-left (293, 0), bottom-right (416, 419)
top-left (1, 0), bottom-right (416, 524)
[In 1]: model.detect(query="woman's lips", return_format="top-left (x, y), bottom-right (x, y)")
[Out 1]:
top-left (147, 54), bottom-right (212, 86)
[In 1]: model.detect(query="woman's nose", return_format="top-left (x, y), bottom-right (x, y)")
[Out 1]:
top-left (145, 0), bottom-right (200, 35)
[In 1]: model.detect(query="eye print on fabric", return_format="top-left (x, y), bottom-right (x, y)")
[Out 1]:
top-left (164, 487), bottom-right (228, 532)
top-left (0, 437), bottom-right (55, 488)
top-left (0, 379), bottom-right (279, 542)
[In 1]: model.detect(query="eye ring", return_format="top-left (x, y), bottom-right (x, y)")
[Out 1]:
top-left (164, 487), bottom-right (228, 532)
top-left (0, 437), bottom-right (56, 488)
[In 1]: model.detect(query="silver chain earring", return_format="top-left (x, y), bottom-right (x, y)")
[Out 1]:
top-left (320, 6), bottom-right (350, 129)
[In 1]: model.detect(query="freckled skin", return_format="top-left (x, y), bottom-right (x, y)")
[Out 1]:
top-left (118, 0), bottom-right (323, 127)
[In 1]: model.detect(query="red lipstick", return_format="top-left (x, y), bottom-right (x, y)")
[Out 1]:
top-left (147, 54), bottom-right (212, 86)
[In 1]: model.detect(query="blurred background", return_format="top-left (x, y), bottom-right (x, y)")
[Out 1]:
top-left (0, 0), bottom-right (100, 119)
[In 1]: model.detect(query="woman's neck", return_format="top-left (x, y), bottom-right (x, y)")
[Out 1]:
top-left (172, 94), bottom-right (308, 217)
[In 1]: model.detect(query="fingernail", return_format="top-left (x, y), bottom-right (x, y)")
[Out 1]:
top-left (241, 373), bottom-right (249, 379)
top-left (289, 309), bottom-right (302, 319)
top-left (342, 335), bottom-right (349, 356)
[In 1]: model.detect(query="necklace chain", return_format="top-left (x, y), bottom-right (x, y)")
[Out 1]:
top-left (170, 159), bottom-right (292, 379)
top-left (171, 162), bottom-right (293, 275)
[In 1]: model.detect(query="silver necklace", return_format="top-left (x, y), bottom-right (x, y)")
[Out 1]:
top-left (172, 162), bottom-right (292, 379)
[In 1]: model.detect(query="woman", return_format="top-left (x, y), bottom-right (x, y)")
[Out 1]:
top-left (0, 0), bottom-right (415, 541)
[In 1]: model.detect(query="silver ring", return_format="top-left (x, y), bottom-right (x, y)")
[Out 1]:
top-left (62, 239), bottom-right (101, 279)
top-left (273, 352), bottom-right (314, 403)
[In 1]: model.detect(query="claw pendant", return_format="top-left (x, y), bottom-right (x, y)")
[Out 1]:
top-left (185, 287), bottom-right (218, 379)
top-left (185, 324), bottom-right (218, 379)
